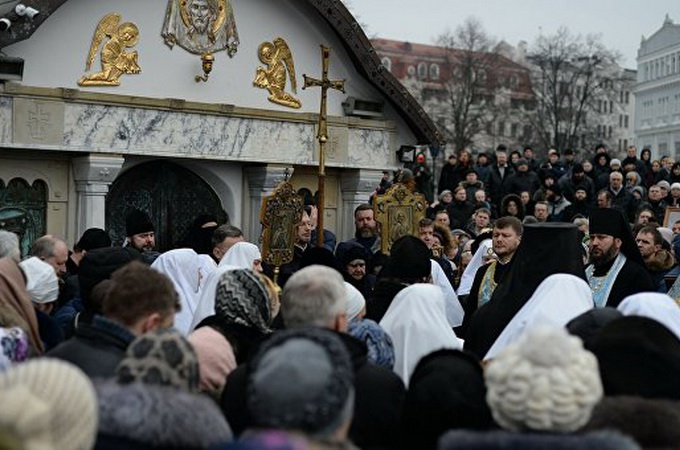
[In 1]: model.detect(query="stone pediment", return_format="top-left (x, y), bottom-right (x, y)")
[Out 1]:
top-left (640, 20), bottom-right (680, 57)
top-left (0, 0), bottom-right (444, 149)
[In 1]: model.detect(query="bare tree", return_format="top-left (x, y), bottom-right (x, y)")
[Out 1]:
top-left (435, 18), bottom-right (505, 152)
top-left (526, 27), bottom-right (623, 152)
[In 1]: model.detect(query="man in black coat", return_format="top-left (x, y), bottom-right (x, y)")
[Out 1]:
top-left (47, 261), bottom-right (179, 379)
top-left (505, 159), bottom-right (541, 197)
top-left (220, 266), bottom-right (406, 450)
top-left (487, 148), bottom-right (514, 204)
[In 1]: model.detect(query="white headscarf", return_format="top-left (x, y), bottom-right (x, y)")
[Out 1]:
top-left (189, 263), bottom-right (240, 332)
top-left (380, 284), bottom-right (462, 386)
top-left (219, 242), bottom-right (261, 269)
top-left (19, 257), bottom-right (58, 304)
top-left (457, 238), bottom-right (492, 296)
top-left (431, 260), bottom-right (464, 327)
top-left (618, 292), bottom-right (680, 342)
top-left (151, 249), bottom-right (207, 336)
top-left (485, 274), bottom-right (594, 360)
top-left (345, 282), bottom-right (366, 322)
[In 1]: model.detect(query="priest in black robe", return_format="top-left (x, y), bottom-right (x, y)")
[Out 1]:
top-left (586, 208), bottom-right (654, 307)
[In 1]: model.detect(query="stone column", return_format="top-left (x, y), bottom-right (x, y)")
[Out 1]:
top-left (245, 165), bottom-right (294, 244)
top-left (72, 154), bottom-right (124, 239)
top-left (339, 169), bottom-right (384, 242)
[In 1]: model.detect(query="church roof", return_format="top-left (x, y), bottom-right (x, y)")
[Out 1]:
top-left (0, 0), bottom-right (445, 148)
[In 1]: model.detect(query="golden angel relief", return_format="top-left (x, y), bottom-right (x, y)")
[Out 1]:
top-left (254, 38), bottom-right (301, 109)
top-left (78, 13), bottom-right (141, 86)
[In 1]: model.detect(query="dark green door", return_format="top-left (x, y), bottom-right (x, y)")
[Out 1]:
top-left (0, 178), bottom-right (47, 257)
top-left (106, 161), bottom-right (227, 252)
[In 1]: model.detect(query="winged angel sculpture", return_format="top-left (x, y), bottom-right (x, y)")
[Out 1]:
top-left (78, 13), bottom-right (141, 86)
top-left (253, 38), bottom-right (301, 109)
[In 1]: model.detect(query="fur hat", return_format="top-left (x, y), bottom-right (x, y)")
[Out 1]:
top-left (19, 257), bottom-right (59, 304)
top-left (0, 359), bottom-right (98, 450)
top-left (485, 326), bottom-right (603, 432)
top-left (126, 209), bottom-right (154, 237)
top-left (658, 180), bottom-right (671, 191)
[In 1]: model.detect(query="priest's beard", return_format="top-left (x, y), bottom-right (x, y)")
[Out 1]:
top-left (590, 245), bottom-right (619, 267)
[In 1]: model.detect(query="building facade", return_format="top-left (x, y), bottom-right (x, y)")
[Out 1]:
top-left (0, 0), bottom-right (443, 253)
top-left (635, 14), bottom-right (680, 160)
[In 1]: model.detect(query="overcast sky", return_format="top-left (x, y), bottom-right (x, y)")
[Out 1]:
top-left (345, 1), bottom-right (679, 69)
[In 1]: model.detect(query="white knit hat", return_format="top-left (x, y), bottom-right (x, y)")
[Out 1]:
top-left (345, 282), bottom-right (366, 321)
top-left (0, 359), bottom-right (98, 450)
top-left (485, 326), bottom-right (603, 433)
top-left (19, 257), bottom-right (59, 304)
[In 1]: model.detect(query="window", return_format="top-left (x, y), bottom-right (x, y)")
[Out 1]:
top-left (417, 62), bottom-right (428, 79)
top-left (498, 121), bottom-right (505, 136)
top-left (619, 115), bottom-right (623, 127)
top-left (381, 57), bottom-right (391, 72)
top-left (624, 115), bottom-right (629, 128)
top-left (625, 91), bottom-right (630, 104)
top-left (407, 65), bottom-right (416, 77)
top-left (511, 123), bottom-right (518, 138)
top-left (608, 126), bottom-right (612, 138)
top-left (609, 101), bottom-right (613, 114)
top-left (429, 63), bottom-right (440, 80)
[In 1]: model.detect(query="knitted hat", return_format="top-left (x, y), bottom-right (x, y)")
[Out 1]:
top-left (126, 209), bottom-right (154, 237)
top-left (19, 257), bottom-right (59, 304)
top-left (439, 189), bottom-right (453, 201)
top-left (188, 326), bottom-right (236, 396)
top-left (0, 326), bottom-right (29, 371)
top-left (0, 359), bottom-right (98, 450)
top-left (117, 328), bottom-right (200, 393)
top-left (75, 228), bottom-right (111, 252)
top-left (214, 268), bottom-right (272, 334)
top-left (672, 183), bottom-right (680, 191)
top-left (485, 326), bottom-right (603, 432)
top-left (384, 235), bottom-right (431, 281)
top-left (247, 327), bottom-right (354, 437)
top-left (347, 318), bottom-right (395, 369)
top-left (658, 227), bottom-right (674, 247)
top-left (610, 159), bottom-right (621, 168)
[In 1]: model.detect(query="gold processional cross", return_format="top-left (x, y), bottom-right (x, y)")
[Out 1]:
top-left (302, 45), bottom-right (345, 247)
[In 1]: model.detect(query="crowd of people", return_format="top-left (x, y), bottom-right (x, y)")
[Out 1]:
top-left (2, 143), bottom-right (680, 449)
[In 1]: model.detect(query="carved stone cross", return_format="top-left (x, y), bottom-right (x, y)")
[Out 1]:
top-left (303, 45), bottom-right (345, 247)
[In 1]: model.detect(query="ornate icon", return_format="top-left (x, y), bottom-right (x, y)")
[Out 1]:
top-left (374, 183), bottom-right (427, 255)
top-left (162, 0), bottom-right (239, 56)
top-left (254, 37), bottom-right (301, 109)
top-left (78, 13), bottom-right (141, 86)
top-left (260, 180), bottom-right (304, 268)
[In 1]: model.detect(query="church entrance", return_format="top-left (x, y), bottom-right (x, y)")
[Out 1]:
top-left (106, 161), bottom-right (227, 252)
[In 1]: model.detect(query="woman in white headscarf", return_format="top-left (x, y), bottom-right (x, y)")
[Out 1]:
top-left (484, 274), bottom-right (594, 360)
top-left (380, 284), bottom-right (462, 386)
top-left (151, 249), bottom-right (215, 336)
top-left (345, 282), bottom-right (366, 322)
top-left (219, 242), bottom-right (262, 273)
top-left (191, 242), bottom-right (263, 331)
top-left (19, 257), bottom-right (59, 313)
top-left (618, 292), bottom-right (680, 341)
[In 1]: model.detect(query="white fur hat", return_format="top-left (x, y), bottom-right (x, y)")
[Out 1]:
top-left (485, 326), bottom-right (603, 433)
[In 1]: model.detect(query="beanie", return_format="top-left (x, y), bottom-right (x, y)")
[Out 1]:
top-left (485, 326), bottom-right (603, 432)
top-left (78, 247), bottom-right (141, 313)
top-left (247, 328), bottom-right (354, 438)
top-left (658, 180), bottom-right (671, 191)
top-left (75, 228), bottom-right (111, 252)
top-left (126, 209), bottom-right (154, 237)
top-left (19, 257), bottom-right (59, 304)
top-left (0, 359), bottom-right (98, 450)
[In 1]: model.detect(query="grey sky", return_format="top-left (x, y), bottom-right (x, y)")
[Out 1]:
top-left (346, 1), bottom-right (679, 69)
